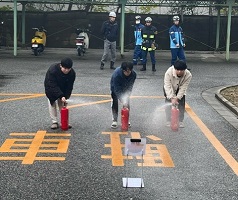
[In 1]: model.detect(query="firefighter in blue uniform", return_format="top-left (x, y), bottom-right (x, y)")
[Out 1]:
top-left (132, 15), bottom-right (144, 65)
top-left (140, 17), bottom-right (158, 72)
top-left (169, 15), bottom-right (186, 66)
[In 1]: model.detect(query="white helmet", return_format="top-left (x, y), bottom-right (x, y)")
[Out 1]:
top-left (109, 12), bottom-right (116, 18)
top-left (145, 17), bottom-right (152, 22)
top-left (173, 16), bottom-right (180, 21)
top-left (135, 15), bottom-right (141, 20)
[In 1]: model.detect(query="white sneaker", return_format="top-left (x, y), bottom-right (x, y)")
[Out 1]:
top-left (179, 122), bottom-right (185, 128)
top-left (166, 121), bottom-right (170, 127)
top-left (111, 121), bottom-right (118, 129)
top-left (51, 123), bottom-right (59, 129)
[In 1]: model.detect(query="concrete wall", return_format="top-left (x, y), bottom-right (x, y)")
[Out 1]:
top-left (0, 10), bottom-right (237, 51)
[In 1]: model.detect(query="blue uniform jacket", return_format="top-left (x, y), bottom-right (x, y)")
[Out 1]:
top-left (169, 24), bottom-right (185, 48)
top-left (110, 67), bottom-right (137, 100)
top-left (134, 23), bottom-right (144, 45)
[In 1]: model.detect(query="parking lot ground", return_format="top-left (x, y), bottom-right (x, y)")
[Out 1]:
top-left (0, 48), bottom-right (238, 200)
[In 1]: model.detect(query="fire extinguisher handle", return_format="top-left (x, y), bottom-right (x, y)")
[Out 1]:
top-left (172, 103), bottom-right (178, 108)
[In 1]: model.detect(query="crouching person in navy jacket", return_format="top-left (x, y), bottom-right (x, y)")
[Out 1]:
top-left (110, 62), bottom-right (137, 129)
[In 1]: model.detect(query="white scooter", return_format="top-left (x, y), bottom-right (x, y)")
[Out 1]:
top-left (75, 28), bottom-right (90, 56)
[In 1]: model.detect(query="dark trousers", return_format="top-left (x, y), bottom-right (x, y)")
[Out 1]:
top-left (164, 96), bottom-right (185, 122)
top-left (133, 45), bottom-right (143, 64)
top-left (111, 92), bottom-right (130, 121)
top-left (142, 49), bottom-right (156, 65)
top-left (170, 48), bottom-right (186, 65)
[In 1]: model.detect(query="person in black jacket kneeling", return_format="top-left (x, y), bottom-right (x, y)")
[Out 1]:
top-left (44, 58), bottom-right (76, 129)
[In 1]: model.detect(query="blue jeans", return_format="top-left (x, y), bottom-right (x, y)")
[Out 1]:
top-left (170, 48), bottom-right (186, 65)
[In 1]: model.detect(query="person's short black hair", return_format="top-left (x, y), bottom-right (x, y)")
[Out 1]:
top-left (174, 60), bottom-right (187, 70)
top-left (121, 62), bottom-right (133, 71)
top-left (61, 58), bottom-right (73, 69)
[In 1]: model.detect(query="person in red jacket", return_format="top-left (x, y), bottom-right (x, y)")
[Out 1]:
top-left (44, 58), bottom-right (76, 129)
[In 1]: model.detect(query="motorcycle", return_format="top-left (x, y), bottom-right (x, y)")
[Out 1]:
top-left (75, 27), bottom-right (90, 56)
top-left (31, 26), bottom-right (47, 56)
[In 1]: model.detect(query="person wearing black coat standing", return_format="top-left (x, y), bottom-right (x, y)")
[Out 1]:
top-left (44, 57), bottom-right (76, 129)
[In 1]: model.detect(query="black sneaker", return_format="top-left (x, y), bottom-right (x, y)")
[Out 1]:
top-left (110, 61), bottom-right (115, 69)
top-left (100, 62), bottom-right (104, 70)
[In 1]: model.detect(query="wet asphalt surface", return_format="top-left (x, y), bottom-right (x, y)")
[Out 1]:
top-left (0, 48), bottom-right (238, 200)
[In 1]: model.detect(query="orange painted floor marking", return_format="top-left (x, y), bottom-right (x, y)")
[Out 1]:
top-left (2, 93), bottom-right (235, 172)
top-left (0, 93), bottom-right (164, 104)
top-left (102, 131), bottom-right (174, 167)
top-left (101, 132), bottom-right (129, 166)
top-left (130, 132), bottom-right (174, 167)
top-left (68, 99), bottom-right (112, 109)
top-left (0, 157), bottom-right (65, 161)
top-left (72, 94), bottom-right (111, 97)
top-left (0, 131), bottom-right (71, 164)
top-left (137, 144), bottom-right (175, 167)
top-left (71, 94), bottom-right (164, 99)
top-left (147, 135), bottom-right (162, 141)
top-left (10, 133), bottom-right (71, 137)
top-left (0, 94), bottom-right (44, 103)
top-left (186, 103), bottom-right (238, 176)
top-left (131, 132), bottom-right (141, 138)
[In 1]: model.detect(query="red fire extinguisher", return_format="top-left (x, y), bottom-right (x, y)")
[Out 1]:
top-left (61, 102), bottom-right (69, 131)
top-left (121, 107), bottom-right (129, 131)
top-left (171, 104), bottom-right (179, 131)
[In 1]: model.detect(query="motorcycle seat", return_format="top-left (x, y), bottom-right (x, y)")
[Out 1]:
top-left (34, 35), bottom-right (42, 39)
top-left (77, 36), bottom-right (85, 39)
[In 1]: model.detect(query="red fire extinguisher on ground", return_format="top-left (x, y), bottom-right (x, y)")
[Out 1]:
top-left (171, 104), bottom-right (179, 131)
top-left (121, 107), bottom-right (129, 131)
top-left (61, 102), bottom-right (69, 131)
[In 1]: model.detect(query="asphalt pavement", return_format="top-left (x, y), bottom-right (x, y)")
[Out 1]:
top-left (0, 47), bottom-right (238, 200)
